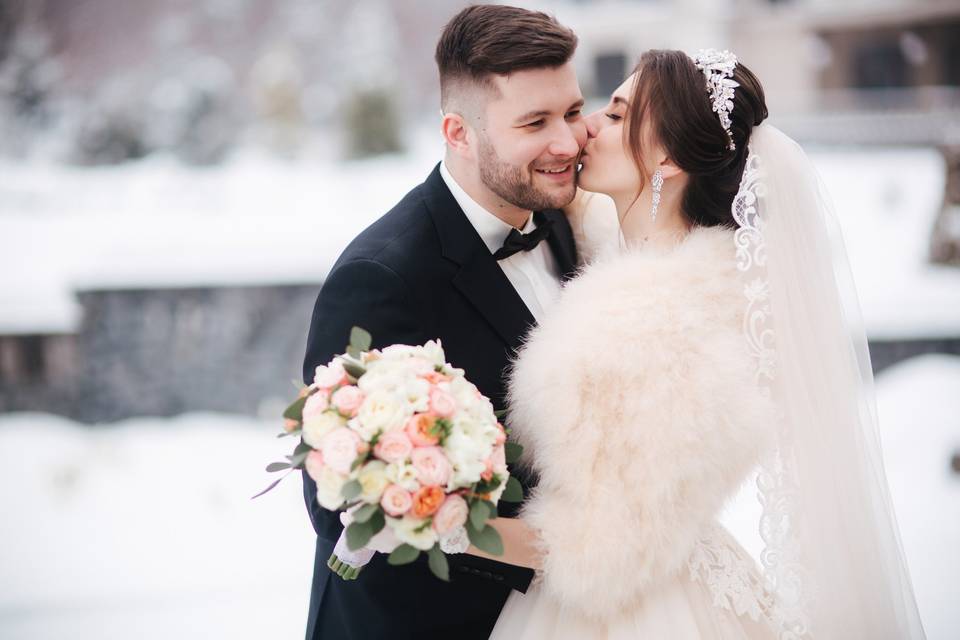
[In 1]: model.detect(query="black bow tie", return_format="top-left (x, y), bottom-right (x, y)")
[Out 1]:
top-left (492, 215), bottom-right (554, 261)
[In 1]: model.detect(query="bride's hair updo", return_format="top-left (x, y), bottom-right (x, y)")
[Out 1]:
top-left (625, 49), bottom-right (768, 227)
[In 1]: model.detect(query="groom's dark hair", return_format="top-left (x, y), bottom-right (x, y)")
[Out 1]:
top-left (435, 4), bottom-right (577, 114)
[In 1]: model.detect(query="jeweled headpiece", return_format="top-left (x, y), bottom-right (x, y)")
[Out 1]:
top-left (693, 49), bottom-right (739, 151)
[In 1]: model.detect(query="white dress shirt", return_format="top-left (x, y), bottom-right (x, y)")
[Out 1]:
top-left (439, 161), bottom-right (562, 323)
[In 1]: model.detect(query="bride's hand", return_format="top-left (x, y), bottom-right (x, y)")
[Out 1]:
top-left (467, 516), bottom-right (542, 570)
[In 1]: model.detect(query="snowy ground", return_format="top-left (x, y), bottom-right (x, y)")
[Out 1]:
top-left (0, 354), bottom-right (957, 639)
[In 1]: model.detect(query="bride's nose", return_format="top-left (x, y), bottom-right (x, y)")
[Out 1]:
top-left (584, 109), bottom-right (605, 139)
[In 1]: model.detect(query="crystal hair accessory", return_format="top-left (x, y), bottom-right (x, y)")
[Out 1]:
top-left (693, 49), bottom-right (739, 151)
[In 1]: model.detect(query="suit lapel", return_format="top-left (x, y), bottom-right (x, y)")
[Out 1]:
top-left (421, 165), bottom-right (536, 351)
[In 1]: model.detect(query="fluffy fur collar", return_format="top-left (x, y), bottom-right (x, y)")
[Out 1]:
top-left (507, 225), bottom-right (776, 621)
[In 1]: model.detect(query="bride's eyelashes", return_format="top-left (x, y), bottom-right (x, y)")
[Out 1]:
top-left (606, 113), bottom-right (622, 122)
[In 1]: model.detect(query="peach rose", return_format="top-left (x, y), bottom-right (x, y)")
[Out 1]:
top-left (405, 413), bottom-right (440, 447)
top-left (431, 494), bottom-right (468, 536)
top-left (411, 485), bottom-right (445, 518)
top-left (373, 430), bottom-right (413, 464)
top-left (380, 484), bottom-right (413, 517)
top-left (320, 427), bottom-right (364, 474)
top-left (331, 385), bottom-right (364, 417)
top-left (304, 450), bottom-right (325, 482)
top-left (429, 388), bottom-right (457, 418)
top-left (314, 360), bottom-right (348, 390)
top-left (410, 446), bottom-right (451, 487)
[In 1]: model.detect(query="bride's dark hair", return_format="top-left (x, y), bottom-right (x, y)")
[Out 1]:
top-left (624, 49), bottom-right (768, 227)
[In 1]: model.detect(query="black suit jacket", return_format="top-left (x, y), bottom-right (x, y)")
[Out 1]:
top-left (301, 163), bottom-right (577, 640)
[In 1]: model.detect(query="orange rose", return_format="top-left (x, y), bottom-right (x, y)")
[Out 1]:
top-left (411, 485), bottom-right (445, 518)
top-left (405, 413), bottom-right (440, 446)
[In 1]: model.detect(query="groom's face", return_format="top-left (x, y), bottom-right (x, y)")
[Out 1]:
top-left (477, 62), bottom-right (586, 211)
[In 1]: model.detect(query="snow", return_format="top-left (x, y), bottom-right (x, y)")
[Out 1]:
top-left (0, 355), bottom-right (957, 639)
top-left (1, 139), bottom-right (958, 337)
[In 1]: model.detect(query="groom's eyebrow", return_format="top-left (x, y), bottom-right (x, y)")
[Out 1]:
top-left (513, 99), bottom-right (585, 124)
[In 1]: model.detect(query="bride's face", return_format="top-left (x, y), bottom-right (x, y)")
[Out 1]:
top-left (579, 74), bottom-right (643, 198)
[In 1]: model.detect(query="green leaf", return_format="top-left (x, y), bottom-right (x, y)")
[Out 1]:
top-left (475, 473), bottom-right (502, 495)
top-left (341, 479), bottom-right (362, 501)
top-left (346, 345), bottom-right (361, 360)
top-left (484, 500), bottom-right (499, 518)
top-left (387, 543), bottom-right (420, 566)
top-left (289, 443), bottom-right (312, 468)
top-left (291, 378), bottom-right (306, 391)
top-left (469, 499), bottom-right (491, 530)
top-left (368, 508), bottom-right (386, 535)
top-left (350, 454), bottom-right (367, 472)
top-left (250, 476), bottom-right (284, 499)
top-left (500, 476), bottom-right (523, 503)
top-left (342, 359), bottom-right (366, 380)
top-left (277, 429), bottom-right (302, 439)
top-left (427, 543), bottom-right (450, 582)
top-left (293, 441), bottom-right (312, 456)
top-left (283, 395), bottom-right (308, 421)
top-left (466, 522), bottom-right (504, 556)
top-left (493, 409), bottom-right (507, 419)
top-left (350, 326), bottom-right (372, 352)
top-left (504, 441), bottom-right (523, 464)
top-left (352, 503), bottom-right (379, 523)
top-left (266, 461), bottom-right (290, 473)
top-left (345, 520), bottom-right (373, 551)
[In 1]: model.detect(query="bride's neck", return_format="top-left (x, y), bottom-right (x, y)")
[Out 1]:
top-left (612, 181), bottom-right (691, 250)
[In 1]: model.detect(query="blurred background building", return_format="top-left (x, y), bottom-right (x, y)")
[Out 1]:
top-left (0, 1), bottom-right (957, 638)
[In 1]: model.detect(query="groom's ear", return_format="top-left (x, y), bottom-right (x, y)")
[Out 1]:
top-left (441, 112), bottom-right (473, 158)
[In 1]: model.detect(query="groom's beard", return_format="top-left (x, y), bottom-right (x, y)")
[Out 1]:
top-left (477, 136), bottom-right (577, 212)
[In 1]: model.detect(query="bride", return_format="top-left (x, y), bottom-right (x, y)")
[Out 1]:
top-left (486, 49), bottom-right (926, 639)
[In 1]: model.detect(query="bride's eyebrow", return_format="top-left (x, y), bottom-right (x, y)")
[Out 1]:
top-left (611, 96), bottom-right (629, 108)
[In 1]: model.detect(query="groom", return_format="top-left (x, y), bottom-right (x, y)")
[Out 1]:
top-left (301, 5), bottom-right (586, 639)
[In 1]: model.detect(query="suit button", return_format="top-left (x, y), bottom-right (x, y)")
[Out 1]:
top-left (457, 566), bottom-right (468, 573)
top-left (471, 568), bottom-right (481, 575)
top-left (494, 575), bottom-right (504, 582)
top-left (480, 571), bottom-right (492, 579)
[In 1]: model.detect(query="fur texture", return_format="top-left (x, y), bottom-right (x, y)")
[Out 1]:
top-left (508, 225), bottom-right (776, 622)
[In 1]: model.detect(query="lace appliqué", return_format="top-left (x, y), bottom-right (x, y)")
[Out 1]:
top-left (688, 148), bottom-right (813, 639)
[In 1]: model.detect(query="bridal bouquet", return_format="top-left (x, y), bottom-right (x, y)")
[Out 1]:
top-left (256, 327), bottom-right (522, 581)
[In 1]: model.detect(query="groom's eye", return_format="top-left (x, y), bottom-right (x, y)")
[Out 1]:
top-left (525, 119), bottom-right (545, 128)
top-left (565, 109), bottom-right (582, 119)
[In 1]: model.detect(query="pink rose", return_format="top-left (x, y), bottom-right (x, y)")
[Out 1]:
top-left (380, 484), bottom-right (413, 517)
top-left (303, 391), bottom-right (329, 421)
top-left (410, 446), bottom-right (451, 487)
top-left (494, 423), bottom-right (507, 446)
top-left (491, 443), bottom-right (507, 475)
top-left (331, 385), bottom-right (364, 417)
top-left (314, 360), bottom-right (348, 390)
top-left (373, 430), bottom-right (413, 464)
top-left (428, 388), bottom-right (457, 418)
top-left (304, 450), bottom-right (326, 482)
top-left (432, 494), bottom-right (468, 535)
top-left (321, 427), bottom-right (364, 474)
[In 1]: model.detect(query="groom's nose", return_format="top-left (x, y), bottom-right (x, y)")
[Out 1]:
top-left (548, 120), bottom-right (585, 158)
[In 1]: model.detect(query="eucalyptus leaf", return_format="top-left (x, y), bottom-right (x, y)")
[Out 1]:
top-left (500, 476), bottom-right (523, 503)
top-left (289, 449), bottom-right (310, 469)
top-left (387, 544), bottom-right (420, 566)
top-left (282, 395), bottom-right (307, 421)
top-left (466, 522), bottom-right (504, 556)
top-left (350, 326), bottom-right (372, 352)
top-left (493, 409), bottom-right (507, 419)
top-left (347, 345), bottom-right (361, 360)
top-left (368, 509), bottom-right (386, 535)
top-left (346, 520), bottom-right (373, 551)
top-left (266, 461), bottom-right (290, 473)
top-left (250, 476), bottom-right (284, 499)
top-left (504, 441), bottom-right (523, 464)
top-left (293, 441), bottom-right (312, 456)
top-left (343, 360), bottom-right (366, 380)
top-left (427, 543), bottom-right (450, 582)
top-left (277, 429), bottom-right (302, 439)
top-left (341, 480), bottom-right (362, 501)
top-left (352, 503), bottom-right (379, 523)
top-left (469, 499), bottom-right (491, 530)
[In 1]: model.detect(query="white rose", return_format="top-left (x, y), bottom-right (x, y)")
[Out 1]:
top-left (379, 344), bottom-right (418, 360)
top-left (443, 430), bottom-right (488, 488)
top-left (385, 460), bottom-right (421, 492)
top-left (400, 377), bottom-right (430, 413)
top-left (391, 514), bottom-right (438, 551)
top-left (357, 460), bottom-right (390, 504)
top-left (313, 464), bottom-right (348, 510)
top-left (302, 411), bottom-right (347, 449)
top-left (353, 391), bottom-right (411, 439)
top-left (421, 340), bottom-right (446, 367)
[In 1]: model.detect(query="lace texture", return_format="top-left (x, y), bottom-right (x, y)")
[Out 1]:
top-left (688, 147), bottom-right (813, 639)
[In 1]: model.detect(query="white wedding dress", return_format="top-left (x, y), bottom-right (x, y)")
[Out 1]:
top-left (491, 525), bottom-right (780, 639)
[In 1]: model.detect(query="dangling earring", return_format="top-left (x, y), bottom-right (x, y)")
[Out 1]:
top-left (650, 169), bottom-right (663, 222)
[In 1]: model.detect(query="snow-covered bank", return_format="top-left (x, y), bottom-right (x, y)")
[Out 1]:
top-left (0, 355), bottom-right (957, 639)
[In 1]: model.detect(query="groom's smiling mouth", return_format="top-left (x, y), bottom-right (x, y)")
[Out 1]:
top-left (534, 164), bottom-right (574, 181)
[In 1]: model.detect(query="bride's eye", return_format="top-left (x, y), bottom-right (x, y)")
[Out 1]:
top-left (606, 113), bottom-right (622, 122)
